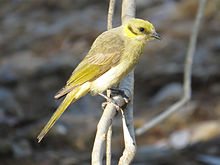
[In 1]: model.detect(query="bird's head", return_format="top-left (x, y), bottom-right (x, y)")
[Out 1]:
top-left (123, 18), bottom-right (160, 42)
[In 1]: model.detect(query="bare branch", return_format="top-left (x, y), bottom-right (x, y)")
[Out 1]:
top-left (107, 0), bottom-right (116, 30)
top-left (136, 0), bottom-right (207, 136)
top-left (121, 0), bottom-right (136, 24)
top-left (118, 72), bottom-right (136, 165)
top-left (91, 0), bottom-right (117, 163)
top-left (106, 124), bottom-right (112, 165)
top-left (106, 89), bottom-right (112, 165)
top-left (106, 1), bottom-right (116, 163)
top-left (92, 0), bottom-right (136, 164)
top-left (118, 0), bottom-right (136, 164)
top-left (118, 70), bottom-right (136, 165)
top-left (119, 108), bottom-right (136, 165)
top-left (91, 103), bottom-right (117, 165)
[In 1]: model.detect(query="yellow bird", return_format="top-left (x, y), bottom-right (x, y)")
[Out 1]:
top-left (37, 18), bottom-right (160, 142)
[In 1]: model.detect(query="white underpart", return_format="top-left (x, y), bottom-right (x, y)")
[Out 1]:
top-left (91, 62), bottom-right (126, 94)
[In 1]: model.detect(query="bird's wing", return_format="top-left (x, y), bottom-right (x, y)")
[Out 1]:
top-left (55, 30), bottom-right (125, 99)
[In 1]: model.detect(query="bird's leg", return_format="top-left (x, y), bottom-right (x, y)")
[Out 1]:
top-left (98, 93), bottom-right (121, 111)
top-left (109, 88), bottom-right (131, 104)
top-left (99, 87), bottom-right (131, 110)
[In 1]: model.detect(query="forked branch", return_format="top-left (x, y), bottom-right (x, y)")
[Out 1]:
top-left (91, 0), bottom-right (136, 164)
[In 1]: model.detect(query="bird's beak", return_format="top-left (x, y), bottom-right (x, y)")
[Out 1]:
top-left (150, 32), bottom-right (161, 40)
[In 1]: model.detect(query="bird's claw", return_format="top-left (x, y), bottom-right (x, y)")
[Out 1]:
top-left (99, 93), bottom-right (121, 111)
top-left (102, 102), bottom-right (108, 110)
top-left (109, 88), bottom-right (131, 104)
top-left (101, 100), bottom-right (121, 111)
top-left (99, 88), bottom-right (131, 111)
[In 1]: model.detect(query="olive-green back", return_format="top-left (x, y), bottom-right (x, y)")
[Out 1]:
top-left (55, 28), bottom-right (125, 99)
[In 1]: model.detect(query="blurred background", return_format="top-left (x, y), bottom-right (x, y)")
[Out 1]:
top-left (0, 0), bottom-right (220, 164)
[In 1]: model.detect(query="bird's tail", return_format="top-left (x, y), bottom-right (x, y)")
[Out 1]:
top-left (37, 82), bottom-right (91, 143)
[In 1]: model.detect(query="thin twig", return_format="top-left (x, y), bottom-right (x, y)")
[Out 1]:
top-left (135, 0), bottom-right (207, 136)
top-left (106, 124), bottom-right (112, 165)
top-left (91, 103), bottom-right (118, 165)
top-left (107, 0), bottom-right (116, 30)
top-left (106, 90), bottom-right (112, 165)
top-left (119, 109), bottom-right (136, 165)
top-left (118, 71), bottom-right (136, 165)
top-left (106, 1), bottom-right (116, 164)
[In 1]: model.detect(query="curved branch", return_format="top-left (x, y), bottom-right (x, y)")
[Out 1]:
top-left (136, 0), bottom-right (207, 136)
top-left (118, 71), bottom-right (136, 165)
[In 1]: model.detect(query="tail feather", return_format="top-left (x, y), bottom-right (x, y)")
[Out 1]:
top-left (37, 83), bottom-right (90, 143)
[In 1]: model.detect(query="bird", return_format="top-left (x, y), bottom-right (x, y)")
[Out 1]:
top-left (37, 18), bottom-right (160, 142)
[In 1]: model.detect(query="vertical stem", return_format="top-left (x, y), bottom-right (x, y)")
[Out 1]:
top-left (119, 0), bottom-right (136, 164)
top-left (121, 0), bottom-right (136, 24)
top-left (106, 90), bottom-right (112, 165)
top-left (91, 104), bottom-right (117, 165)
top-left (106, 124), bottom-right (112, 165)
top-left (108, 0), bottom-right (116, 30)
top-left (106, 1), bottom-right (116, 164)
top-left (118, 71), bottom-right (136, 165)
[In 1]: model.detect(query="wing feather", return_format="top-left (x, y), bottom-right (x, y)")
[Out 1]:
top-left (55, 29), bottom-right (124, 99)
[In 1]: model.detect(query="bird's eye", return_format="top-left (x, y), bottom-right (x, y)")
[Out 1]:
top-left (139, 27), bottom-right (145, 32)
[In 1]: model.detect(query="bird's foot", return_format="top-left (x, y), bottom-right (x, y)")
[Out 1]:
top-left (101, 102), bottom-right (108, 110)
top-left (99, 93), bottom-right (121, 111)
top-left (109, 88), bottom-right (131, 104)
top-left (99, 88), bottom-right (131, 111)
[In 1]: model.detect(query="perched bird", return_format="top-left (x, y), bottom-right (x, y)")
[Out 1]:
top-left (37, 18), bottom-right (160, 142)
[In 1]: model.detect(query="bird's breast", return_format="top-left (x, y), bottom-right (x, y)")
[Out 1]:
top-left (90, 61), bottom-right (130, 95)
top-left (90, 41), bottom-right (145, 95)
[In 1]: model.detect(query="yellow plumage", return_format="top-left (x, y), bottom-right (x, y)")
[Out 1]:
top-left (37, 18), bottom-right (160, 142)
